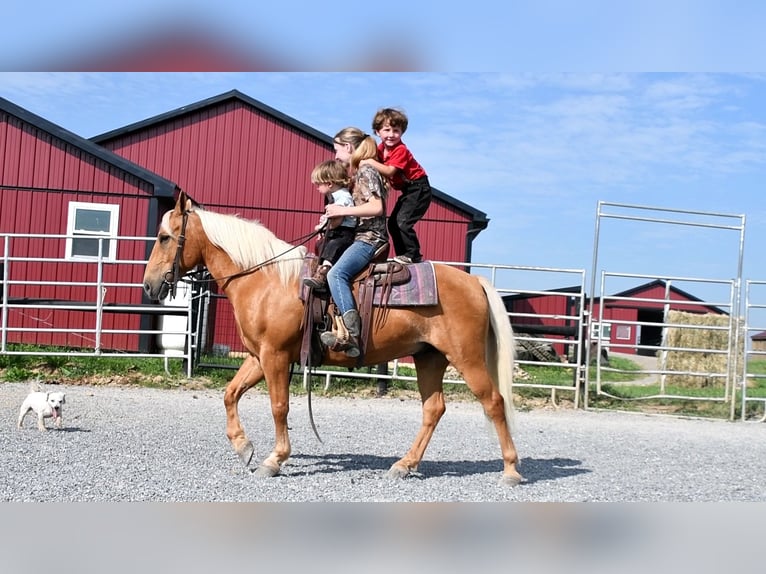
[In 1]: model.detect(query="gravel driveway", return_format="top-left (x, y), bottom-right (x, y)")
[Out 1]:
top-left (2, 381), bottom-right (765, 501)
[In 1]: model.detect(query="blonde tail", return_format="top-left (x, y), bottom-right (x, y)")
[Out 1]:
top-left (477, 276), bottom-right (516, 432)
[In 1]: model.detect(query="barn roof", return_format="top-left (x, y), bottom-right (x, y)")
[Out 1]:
top-left (612, 279), bottom-right (727, 315)
top-left (501, 279), bottom-right (727, 314)
top-left (91, 89), bottom-right (489, 231)
top-left (0, 96), bottom-right (177, 198)
top-left (752, 331), bottom-right (766, 341)
top-left (502, 285), bottom-right (584, 301)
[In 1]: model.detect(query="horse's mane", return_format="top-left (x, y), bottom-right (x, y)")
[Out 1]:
top-left (193, 208), bottom-right (306, 286)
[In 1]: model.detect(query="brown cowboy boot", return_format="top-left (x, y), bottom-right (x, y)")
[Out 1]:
top-left (320, 309), bottom-right (361, 357)
top-left (303, 264), bottom-right (330, 291)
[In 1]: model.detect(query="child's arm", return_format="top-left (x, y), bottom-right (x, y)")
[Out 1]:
top-left (360, 157), bottom-right (398, 179)
top-left (326, 197), bottom-right (383, 219)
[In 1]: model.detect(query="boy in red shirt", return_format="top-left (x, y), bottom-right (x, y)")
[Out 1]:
top-left (361, 107), bottom-right (432, 264)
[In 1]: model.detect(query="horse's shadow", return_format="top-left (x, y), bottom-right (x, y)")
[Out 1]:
top-left (282, 453), bottom-right (589, 484)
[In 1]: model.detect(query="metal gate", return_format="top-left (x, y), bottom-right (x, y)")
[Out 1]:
top-left (587, 202), bottom-right (748, 419)
top-left (742, 280), bottom-right (766, 421)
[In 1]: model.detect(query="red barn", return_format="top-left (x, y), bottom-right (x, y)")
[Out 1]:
top-left (505, 279), bottom-right (727, 358)
top-left (503, 286), bottom-right (583, 359)
top-left (1, 90), bottom-right (489, 358)
top-left (91, 89), bottom-right (488, 355)
top-left (591, 280), bottom-right (727, 356)
top-left (0, 96), bottom-right (176, 351)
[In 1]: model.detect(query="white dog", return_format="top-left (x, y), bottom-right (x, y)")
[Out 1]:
top-left (17, 381), bottom-right (66, 431)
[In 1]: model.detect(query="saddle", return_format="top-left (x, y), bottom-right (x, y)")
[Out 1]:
top-left (356, 258), bottom-right (410, 356)
top-left (299, 245), bottom-right (412, 367)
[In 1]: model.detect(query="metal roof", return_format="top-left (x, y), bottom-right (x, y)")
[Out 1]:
top-left (0, 96), bottom-right (177, 197)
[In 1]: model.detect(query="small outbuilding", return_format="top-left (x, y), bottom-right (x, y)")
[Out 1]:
top-left (751, 331), bottom-right (766, 352)
top-left (504, 279), bottom-right (728, 359)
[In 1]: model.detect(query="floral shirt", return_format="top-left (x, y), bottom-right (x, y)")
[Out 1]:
top-left (352, 164), bottom-right (388, 248)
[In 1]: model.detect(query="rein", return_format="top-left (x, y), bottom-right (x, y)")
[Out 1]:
top-left (218, 228), bottom-right (320, 290)
top-left (162, 206), bottom-right (322, 296)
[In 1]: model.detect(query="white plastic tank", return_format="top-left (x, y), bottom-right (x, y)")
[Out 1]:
top-left (157, 281), bottom-right (190, 364)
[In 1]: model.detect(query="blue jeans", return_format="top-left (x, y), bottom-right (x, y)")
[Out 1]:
top-left (326, 240), bottom-right (376, 314)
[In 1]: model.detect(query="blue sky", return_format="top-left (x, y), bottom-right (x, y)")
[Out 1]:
top-left (2, 73), bottom-right (766, 320)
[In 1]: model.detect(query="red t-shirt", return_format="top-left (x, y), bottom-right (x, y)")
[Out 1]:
top-left (377, 141), bottom-right (427, 190)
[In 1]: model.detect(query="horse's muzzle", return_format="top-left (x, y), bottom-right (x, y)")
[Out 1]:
top-left (143, 279), bottom-right (170, 301)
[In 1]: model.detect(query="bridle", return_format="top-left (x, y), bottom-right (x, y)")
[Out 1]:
top-left (160, 203), bottom-right (321, 299)
top-left (162, 206), bottom-right (190, 300)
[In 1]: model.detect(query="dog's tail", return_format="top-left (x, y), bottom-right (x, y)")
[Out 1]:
top-left (29, 379), bottom-right (43, 393)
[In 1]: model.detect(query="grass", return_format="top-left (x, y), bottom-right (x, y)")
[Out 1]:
top-left (521, 354), bottom-right (642, 385)
top-left (0, 345), bottom-right (189, 387)
top-left (2, 344), bottom-right (765, 420)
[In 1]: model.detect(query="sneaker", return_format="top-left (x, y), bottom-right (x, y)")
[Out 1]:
top-left (303, 265), bottom-right (330, 291)
top-left (393, 255), bottom-right (414, 265)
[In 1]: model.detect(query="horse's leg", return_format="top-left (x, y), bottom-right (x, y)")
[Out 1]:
top-left (388, 350), bottom-right (449, 480)
top-left (224, 355), bottom-right (265, 467)
top-left (458, 359), bottom-right (523, 486)
top-left (253, 350), bottom-right (293, 478)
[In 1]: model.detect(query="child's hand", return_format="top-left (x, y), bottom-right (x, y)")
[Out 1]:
top-left (359, 158), bottom-right (372, 167)
top-left (325, 204), bottom-right (344, 218)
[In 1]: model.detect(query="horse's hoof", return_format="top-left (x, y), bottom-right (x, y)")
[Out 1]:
top-left (253, 463), bottom-right (280, 478)
top-left (498, 473), bottom-right (523, 487)
top-left (237, 442), bottom-right (254, 467)
top-left (386, 464), bottom-right (410, 480)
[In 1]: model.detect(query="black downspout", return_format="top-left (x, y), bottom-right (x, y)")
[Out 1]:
top-left (465, 215), bottom-right (489, 268)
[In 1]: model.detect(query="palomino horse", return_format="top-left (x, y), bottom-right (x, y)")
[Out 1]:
top-left (143, 190), bottom-right (523, 486)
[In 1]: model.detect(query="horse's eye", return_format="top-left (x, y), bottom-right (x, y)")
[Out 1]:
top-left (159, 234), bottom-right (172, 245)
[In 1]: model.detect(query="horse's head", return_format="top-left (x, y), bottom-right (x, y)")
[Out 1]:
top-left (143, 189), bottom-right (198, 301)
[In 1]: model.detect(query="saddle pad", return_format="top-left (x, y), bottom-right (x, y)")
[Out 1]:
top-left (297, 257), bottom-right (438, 307)
top-left (373, 261), bottom-right (437, 307)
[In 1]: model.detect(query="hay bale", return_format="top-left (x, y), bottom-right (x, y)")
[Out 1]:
top-left (663, 311), bottom-right (739, 388)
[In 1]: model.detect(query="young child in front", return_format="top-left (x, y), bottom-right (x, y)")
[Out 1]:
top-left (304, 159), bottom-right (356, 292)
top-left (360, 107), bottom-right (432, 264)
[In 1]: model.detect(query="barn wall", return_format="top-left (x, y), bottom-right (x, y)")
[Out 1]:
top-left (1, 113), bottom-right (152, 197)
top-left (98, 102), bottom-right (328, 211)
top-left (1, 111), bottom-right (155, 350)
top-left (96, 97), bottom-right (480, 354)
top-left (593, 306), bottom-right (639, 352)
top-left (508, 294), bottom-right (580, 357)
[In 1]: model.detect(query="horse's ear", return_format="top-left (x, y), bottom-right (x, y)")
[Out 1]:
top-left (175, 187), bottom-right (194, 213)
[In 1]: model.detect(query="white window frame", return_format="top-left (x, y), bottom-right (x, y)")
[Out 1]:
top-left (65, 202), bottom-right (120, 261)
top-left (615, 324), bottom-right (632, 340)
top-left (590, 321), bottom-right (612, 341)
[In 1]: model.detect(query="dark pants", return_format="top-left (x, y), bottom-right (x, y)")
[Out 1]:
top-left (318, 226), bottom-right (356, 265)
top-left (388, 176), bottom-right (432, 261)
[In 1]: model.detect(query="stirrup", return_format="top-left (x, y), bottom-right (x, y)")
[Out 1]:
top-left (320, 313), bottom-right (359, 357)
